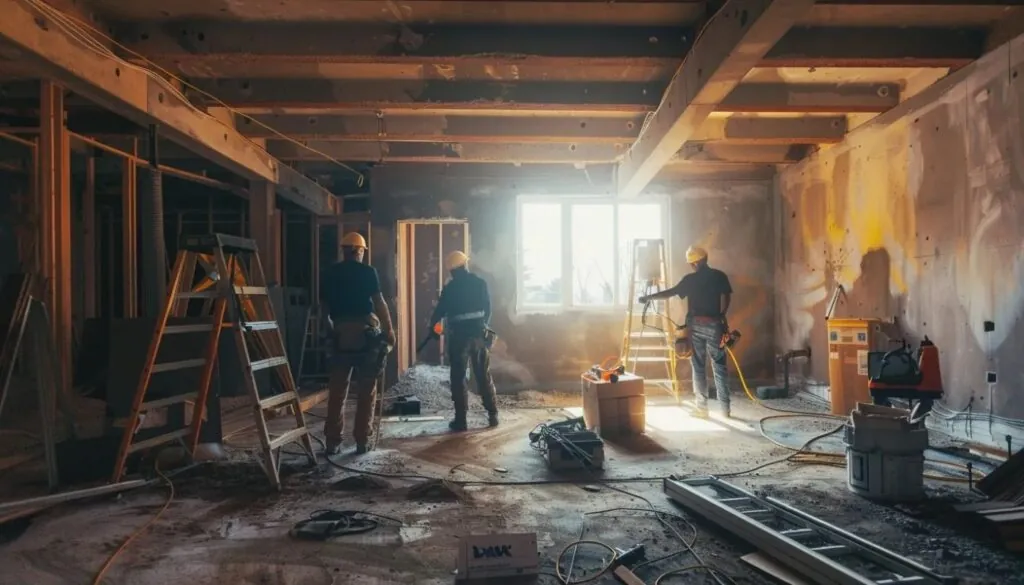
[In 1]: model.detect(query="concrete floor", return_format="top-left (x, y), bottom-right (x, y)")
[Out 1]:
top-left (1, 376), bottom-right (1023, 585)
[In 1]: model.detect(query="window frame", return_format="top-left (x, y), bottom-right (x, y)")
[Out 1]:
top-left (515, 195), bottom-right (671, 315)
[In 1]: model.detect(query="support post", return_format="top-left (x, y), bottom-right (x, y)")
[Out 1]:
top-left (139, 125), bottom-right (167, 316)
top-left (122, 140), bottom-right (138, 318)
top-left (249, 181), bottom-right (281, 284)
top-left (38, 81), bottom-right (72, 401)
top-left (83, 154), bottom-right (96, 318)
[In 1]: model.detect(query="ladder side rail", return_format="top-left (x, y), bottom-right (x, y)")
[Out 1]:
top-left (187, 296), bottom-right (228, 453)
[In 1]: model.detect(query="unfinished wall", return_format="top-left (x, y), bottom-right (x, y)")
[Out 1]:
top-left (370, 165), bottom-right (775, 392)
top-left (776, 34), bottom-right (1024, 423)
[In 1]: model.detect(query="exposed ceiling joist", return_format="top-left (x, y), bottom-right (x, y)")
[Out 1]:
top-left (185, 79), bottom-right (897, 115)
top-left (0, 0), bottom-right (278, 182)
top-left (265, 141), bottom-right (628, 163)
top-left (117, 22), bottom-right (984, 83)
top-left (690, 115), bottom-right (846, 143)
top-left (617, 0), bottom-right (817, 198)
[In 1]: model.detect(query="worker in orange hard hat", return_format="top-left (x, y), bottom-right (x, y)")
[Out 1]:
top-left (639, 245), bottom-right (733, 418)
top-left (320, 231), bottom-right (396, 455)
top-left (427, 250), bottom-right (499, 431)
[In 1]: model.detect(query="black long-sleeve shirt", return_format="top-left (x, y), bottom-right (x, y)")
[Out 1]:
top-left (429, 268), bottom-right (491, 334)
top-left (658, 267), bottom-right (732, 319)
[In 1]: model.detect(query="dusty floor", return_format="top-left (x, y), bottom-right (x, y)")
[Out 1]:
top-left (1, 365), bottom-right (1022, 584)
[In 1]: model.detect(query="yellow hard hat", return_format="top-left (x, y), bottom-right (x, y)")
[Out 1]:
top-left (341, 232), bottom-right (367, 249)
top-left (685, 246), bottom-right (708, 264)
top-left (446, 251), bottom-right (469, 270)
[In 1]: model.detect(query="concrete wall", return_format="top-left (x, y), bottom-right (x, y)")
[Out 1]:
top-left (775, 34), bottom-right (1024, 423)
top-left (370, 164), bottom-right (775, 392)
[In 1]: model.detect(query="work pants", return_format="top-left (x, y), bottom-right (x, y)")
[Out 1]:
top-left (325, 315), bottom-right (379, 447)
top-left (448, 331), bottom-right (498, 419)
top-left (689, 317), bottom-right (730, 414)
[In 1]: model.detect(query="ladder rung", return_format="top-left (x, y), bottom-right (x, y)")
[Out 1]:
top-left (259, 391), bottom-right (298, 410)
top-left (632, 357), bottom-right (671, 362)
top-left (719, 497), bottom-right (751, 504)
top-left (269, 427), bottom-right (309, 450)
top-left (164, 324), bottom-right (215, 334)
top-left (234, 286), bottom-right (267, 295)
top-left (779, 528), bottom-right (816, 540)
top-left (251, 356), bottom-right (290, 371)
top-left (741, 509), bottom-right (774, 517)
top-left (176, 291), bottom-right (219, 300)
top-left (151, 358), bottom-right (207, 373)
top-left (811, 545), bottom-right (851, 558)
top-left (876, 578), bottom-right (925, 584)
top-left (141, 392), bottom-right (198, 411)
top-left (630, 332), bottom-right (665, 338)
top-left (128, 427), bottom-right (191, 454)
top-left (243, 321), bottom-right (279, 331)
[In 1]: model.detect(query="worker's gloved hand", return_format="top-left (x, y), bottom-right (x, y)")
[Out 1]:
top-left (385, 330), bottom-right (396, 347)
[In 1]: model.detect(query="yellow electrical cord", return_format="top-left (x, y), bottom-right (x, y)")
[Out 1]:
top-left (18, 0), bottom-right (365, 185)
top-left (723, 347), bottom-right (983, 484)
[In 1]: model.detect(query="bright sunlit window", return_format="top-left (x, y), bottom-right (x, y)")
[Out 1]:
top-left (516, 196), bottom-right (668, 313)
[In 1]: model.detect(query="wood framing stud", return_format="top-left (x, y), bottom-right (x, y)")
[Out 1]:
top-left (617, 0), bottom-right (817, 197)
top-left (122, 142), bottom-right (138, 318)
top-left (0, 0), bottom-right (277, 182)
top-left (83, 155), bottom-right (96, 318)
top-left (250, 181), bottom-right (281, 283)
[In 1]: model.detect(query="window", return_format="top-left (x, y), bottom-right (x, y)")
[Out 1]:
top-left (517, 196), bottom-right (668, 313)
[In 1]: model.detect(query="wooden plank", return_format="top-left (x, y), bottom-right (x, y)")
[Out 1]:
top-left (741, 552), bottom-right (814, 585)
top-left (0, 0), bottom-right (276, 182)
top-left (616, 0), bottom-right (816, 197)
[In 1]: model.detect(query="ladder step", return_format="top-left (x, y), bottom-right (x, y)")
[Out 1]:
top-left (779, 528), bottom-right (816, 540)
top-left (234, 286), bottom-right (268, 296)
top-left (141, 392), bottom-right (198, 411)
top-left (719, 497), bottom-right (751, 505)
top-left (269, 427), bottom-right (309, 450)
top-left (243, 320), bottom-right (279, 331)
top-left (175, 291), bottom-right (219, 300)
top-left (632, 357), bottom-right (672, 362)
top-left (259, 391), bottom-right (298, 410)
top-left (128, 427), bottom-right (191, 454)
top-left (630, 332), bottom-right (667, 338)
top-left (164, 324), bottom-right (215, 334)
top-left (151, 358), bottom-right (207, 373)
top-left (811, 545), bottom-right (851, 557)
top-left (876, 577), bottom-right (925, 584)
top-left (251, 356), bottom-right (290, 371)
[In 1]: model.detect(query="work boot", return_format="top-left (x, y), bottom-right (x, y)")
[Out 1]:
top-left (355, 443), bottom-right (368, 455)
top-left (488, 412), bottom-right (500, 428)
top-left (324, 441), bottom-right (341, 456)
top-left (692, 409), bottom-right (709, 420)
top-left (721, 405), bottom-right (732, 419)
top-left (449, 417), bottom-right (468, 432)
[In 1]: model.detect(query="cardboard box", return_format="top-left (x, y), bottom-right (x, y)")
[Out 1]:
top-left (456, 532), bottom-right (539, 583)
top-left (581, 373), bottom-right (646, 438)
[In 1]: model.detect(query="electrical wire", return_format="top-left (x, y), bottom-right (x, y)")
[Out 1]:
top-left (17, 0), bottom-right (365, 184)
top-left (91, 464), bottom-right (175, 585)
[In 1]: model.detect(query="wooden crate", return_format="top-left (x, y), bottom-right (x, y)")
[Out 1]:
top-left (581, 372), bottom-right (646, 438)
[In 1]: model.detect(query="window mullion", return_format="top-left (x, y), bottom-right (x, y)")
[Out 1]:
top-left (561, 201), bottom-right (573, 309)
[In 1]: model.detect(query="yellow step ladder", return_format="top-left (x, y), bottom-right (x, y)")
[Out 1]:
top-left (620, 238), bottom-right (679, 401)
top-left (112, 233), bottom-right (314, 489)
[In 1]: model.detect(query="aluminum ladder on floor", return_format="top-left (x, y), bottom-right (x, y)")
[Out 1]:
top-left (111, 233), bottom-right (315, 490)
top-left (620, 238), bottom-right (679, 401)
top-left (664, 476), bottom-right (958, 585)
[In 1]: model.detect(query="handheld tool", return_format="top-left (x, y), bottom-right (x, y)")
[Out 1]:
top-left (610, 543), bottom-right (647, 585)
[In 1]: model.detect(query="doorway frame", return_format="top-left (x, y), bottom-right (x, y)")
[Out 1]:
top-left (395, 219), bottom-right (471, 375)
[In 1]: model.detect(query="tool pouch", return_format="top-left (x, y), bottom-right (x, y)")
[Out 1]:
top-left (483, 327), bottom-right (498, 349)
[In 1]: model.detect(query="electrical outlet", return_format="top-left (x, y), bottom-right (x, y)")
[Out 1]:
top-left (984, 321), bottom-right (995, 332)
top-left (987, 371), bottom-right (998, 384)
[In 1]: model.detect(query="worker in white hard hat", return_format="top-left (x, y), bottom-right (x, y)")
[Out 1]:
top-left (427, 250), bottom-right (499, 431)
top-left (639, 245), bottom-right (733, 418)
top-left (319, 232), bottom-right (396, 455)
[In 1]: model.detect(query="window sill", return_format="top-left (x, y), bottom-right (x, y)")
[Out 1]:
top-left (516, 305), bottom-right (627, 317)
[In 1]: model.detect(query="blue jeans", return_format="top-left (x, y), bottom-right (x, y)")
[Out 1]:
top-left (689, 319), bottom-right (730, 413)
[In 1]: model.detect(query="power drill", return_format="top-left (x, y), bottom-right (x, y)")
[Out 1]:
top-left (363, 326), bottom-right (391, 377)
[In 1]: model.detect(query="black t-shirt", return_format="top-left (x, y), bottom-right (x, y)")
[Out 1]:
top-left (672, 267), bottom-right (732, 318)
top-left (321, 260), bottom-right (380, 319)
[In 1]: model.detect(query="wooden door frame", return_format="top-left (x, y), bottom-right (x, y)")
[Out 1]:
top-left (396, 219), bottom-right (470, 376)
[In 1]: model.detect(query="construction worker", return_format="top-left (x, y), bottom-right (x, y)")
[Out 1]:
top-left (639, 246), bottom-right (733, 418)
top-left (427, 251), bottom-right (499, 431)
top-left (320, 232), bottom-right (396, 455)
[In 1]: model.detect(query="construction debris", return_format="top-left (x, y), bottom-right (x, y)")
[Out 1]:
top-left (978, 445), bottom-right (1024, 504)
top-left (406, 478), bottom-right (467, 502)
top-left (332, 474), bottom-right (391, 492)
top-left (528, 417), bottom-right (604, 471)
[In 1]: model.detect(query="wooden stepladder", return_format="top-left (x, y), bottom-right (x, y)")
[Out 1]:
top-left (111, 234), bottom-right (315, 489)
top-left (620, 238), bottom-right (679, 401)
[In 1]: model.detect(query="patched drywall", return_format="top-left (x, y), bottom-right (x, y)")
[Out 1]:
top-left (776, 33), bottom-right (1024, 422)
top-left (370, 165), bottom-right (775, 392)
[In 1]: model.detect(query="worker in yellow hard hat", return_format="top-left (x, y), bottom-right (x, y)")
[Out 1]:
top-left (427, 250), bottom-right (499, 431)
top-left (639, 245), bottom-right (733, 418)
top-left (319, 231), bottom-right (396, 455)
